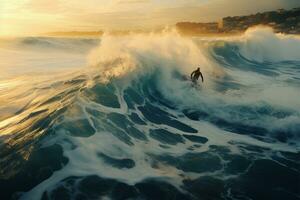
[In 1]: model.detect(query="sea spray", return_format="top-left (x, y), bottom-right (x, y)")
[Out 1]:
top-left (239, 26), bottom-right (300, 62)
top-left (0, 27), bottom-right (299, 200)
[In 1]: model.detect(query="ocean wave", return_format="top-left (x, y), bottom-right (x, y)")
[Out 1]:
top-left (238, 26), bottom-right (300, 62)
top-left (0, 29), bottom-right (299, 200)
top-left (0, 37), bottom-right (98, 53)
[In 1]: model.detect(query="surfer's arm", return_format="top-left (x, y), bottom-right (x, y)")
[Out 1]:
top-left (190, 71), bottom-right (195, 79)
top-left (200, 72), bottom-right (204, 82)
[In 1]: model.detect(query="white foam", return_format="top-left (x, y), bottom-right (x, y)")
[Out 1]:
top-left (3, 30), bottom-right (299, 199)
top-left (238, 26), bottom-right (300, 62)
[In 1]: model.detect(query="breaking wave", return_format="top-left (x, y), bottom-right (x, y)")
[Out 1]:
top-left (0, 27), bottom-right (299, 200)
top-left (238, 26), bottom-right (300, 62)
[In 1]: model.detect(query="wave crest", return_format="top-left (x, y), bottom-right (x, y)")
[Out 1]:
top-left (87, 31), bottom-right (217, 82)
top-left (239, 26), bottom-right (300, 62)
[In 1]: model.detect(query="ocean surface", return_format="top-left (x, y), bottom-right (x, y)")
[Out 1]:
top-left (0, 27), bottom-right (299, 200)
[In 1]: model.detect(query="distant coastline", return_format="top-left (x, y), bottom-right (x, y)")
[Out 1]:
top-left (43, 30), bottom-right (154, 37)
top-left (43, 7), bottom-right (300, 37)
top-left (176, 7), bottom-right (300, 36)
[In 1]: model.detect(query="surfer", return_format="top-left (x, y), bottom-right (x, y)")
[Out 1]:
top-left (191, 67), bottom-right (204, 83)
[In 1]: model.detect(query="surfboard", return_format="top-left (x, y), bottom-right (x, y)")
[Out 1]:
top-left (180, 75), bottom-right (201, 89)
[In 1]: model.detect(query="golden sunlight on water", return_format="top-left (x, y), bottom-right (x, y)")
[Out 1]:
top-left (0, 74), bottom-right (77, 134)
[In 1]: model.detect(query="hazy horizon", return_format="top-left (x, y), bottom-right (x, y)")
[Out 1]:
top-left (1, 0), bottom-right (300, 36)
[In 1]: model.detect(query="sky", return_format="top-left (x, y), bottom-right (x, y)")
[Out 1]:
top-left (0, 0), bottom-right (299, 36)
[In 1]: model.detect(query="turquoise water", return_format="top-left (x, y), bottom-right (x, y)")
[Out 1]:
top-left (0, 28), bottom-right (299, 200)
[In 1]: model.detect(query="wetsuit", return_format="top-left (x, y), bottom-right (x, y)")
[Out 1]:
top-left (191, 69), bottom-right (204, 83)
